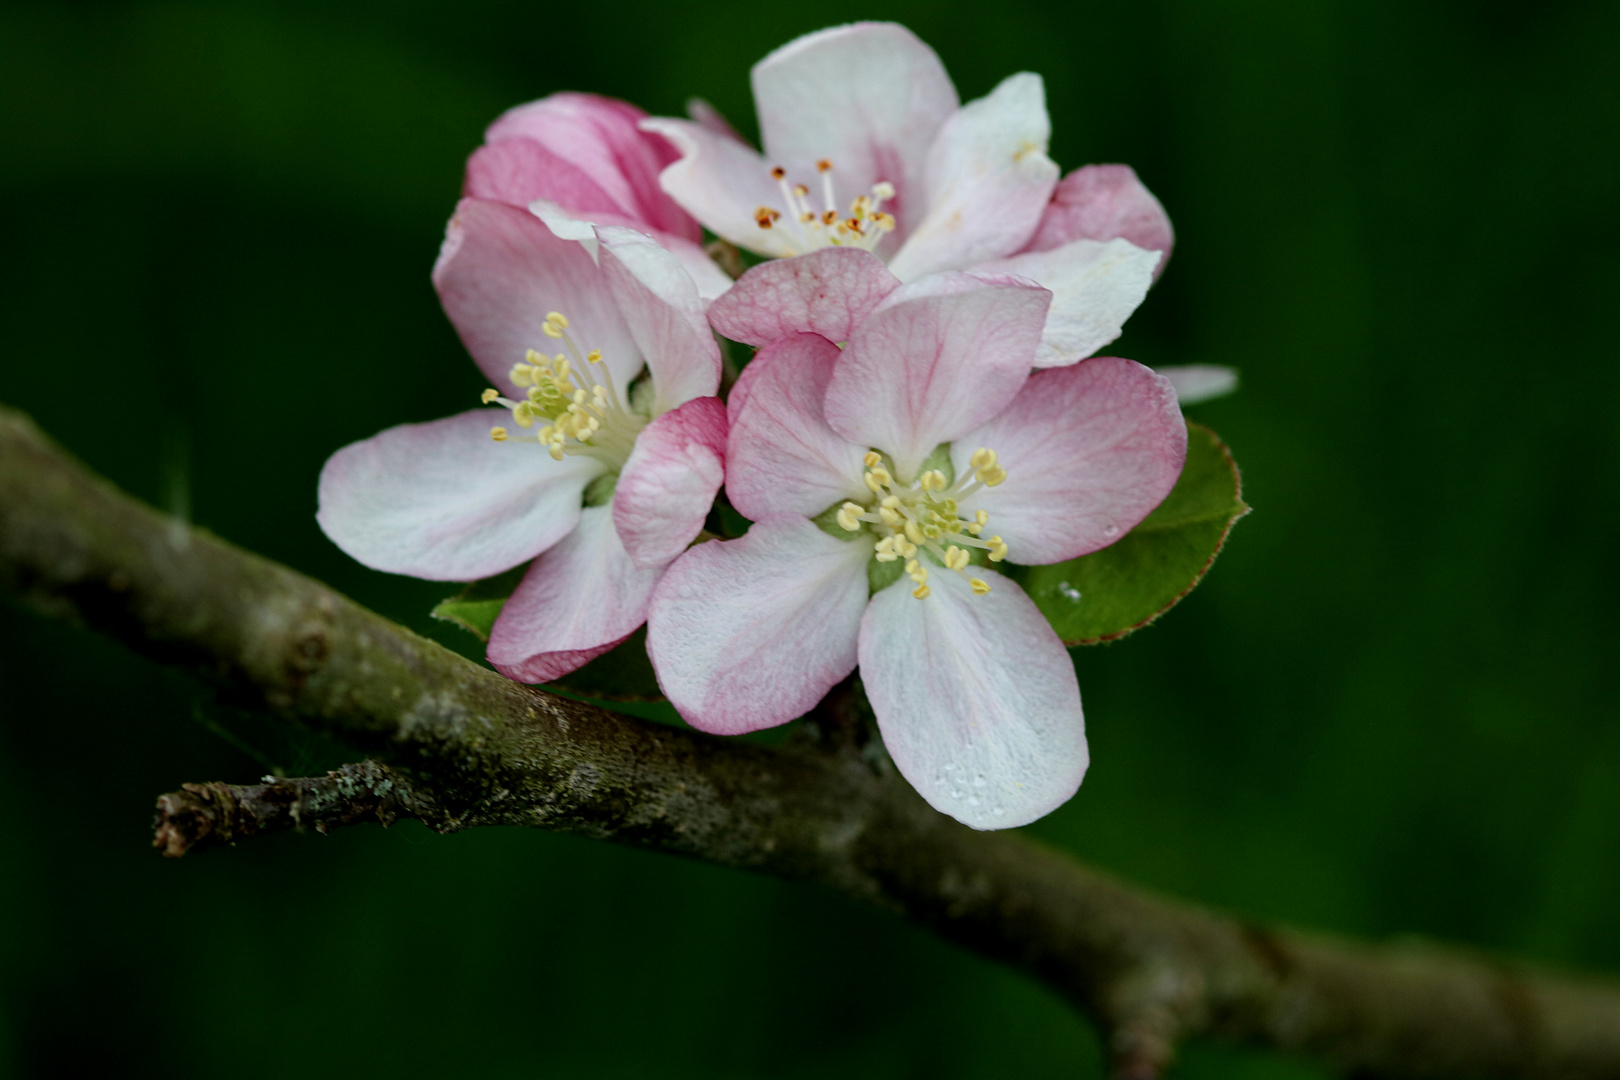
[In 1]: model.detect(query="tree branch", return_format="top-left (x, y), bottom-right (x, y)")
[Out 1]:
top-left (4, 401), bottom-right (1619, 1080)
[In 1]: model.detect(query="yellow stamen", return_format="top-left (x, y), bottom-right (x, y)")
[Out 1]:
top-left (970, 578), bottom-right (991, 596)
top-left (481, 388), bottom-right (500, 404)
top-left (912, 584), bottom-right (931, 600)
top-left (489, 426), bottom-right (508, 442)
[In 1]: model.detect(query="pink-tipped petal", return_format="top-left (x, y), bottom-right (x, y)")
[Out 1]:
top-left (434, 198), bottom-right (640, 396)
top-left (316, 409), bottom-right (601, 581)
top-left (646, 517), bottom-right (871, 735)
top-left (859, 569), bottom-right (1087, 830)
top-left (1155, 364), bottom-right (1239, 404)
top-left (487, 92), bottom-right (699, 241)
top-left (1023, 164), bottom-right (1175, 279)
top-left (725, 333), bottom-right (870, 521)
top-left (463, 138), bottom-right (624, 218)
top-left (488, 504), bottom-right (661, 683)
top-left (752, 23), bottom-right (958, 241)
top-left (885, 73), bottom-right (1060, 282)
top-left (954, 358), bottom-right (1187, 565)
top-left (640, 118), bottom-right (800, 258)
top-left (613, 396), bottom-right (728, 569)
top-left (983, 239), bottom-right (1160, 367)
top-left (595, 225), bottom-right (722, 412)
top-left (708, 248), bottom-right (901, 347)
top-left (825, 272), bottom-right (1049, 479)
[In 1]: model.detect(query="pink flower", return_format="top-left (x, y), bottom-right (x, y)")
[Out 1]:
top-left (642, 23), bottom-right (1178, 368)
top-left (317, 197), bottom-right (727, 682)
top-left (645, 261), bottom-right (1187, 828)
top-left (463, 92), bottom-right (733, 303)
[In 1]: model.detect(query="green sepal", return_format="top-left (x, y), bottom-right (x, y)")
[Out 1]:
top-left (429, 564), bottom-right (528, 642)
top-left (868, 553), bottom-right (904, 593)
top-left (1008, 422), bottom-right (1249, 645)
top-left (583, 471), bottom-right (619, 507)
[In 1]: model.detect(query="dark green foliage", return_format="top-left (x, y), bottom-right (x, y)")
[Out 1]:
top-left (2, 0), bottom-right (1617, 1077)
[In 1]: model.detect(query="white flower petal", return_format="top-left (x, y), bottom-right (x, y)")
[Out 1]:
top-left (316, 409), bottom-right (601, 581)
top-left (886, 73), bottom-right (1060, 282)
top-left (982, 238), bottom-right (1160, 366)
top-left (860, 569), bottom-right (1087, 830)
top-left (751, 23), bottom-right (958, 241)
top-left (1154, 364), bottom-right (1239, 404)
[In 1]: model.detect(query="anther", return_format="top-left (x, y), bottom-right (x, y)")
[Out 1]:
top-left (587, 349), bottom-right (602, 363)
top-left (545, 311), bottom-right (569, 329)
top-left (817, 159), bottom-right (832, 172)
top-left (481, 388), bottom-right (500, 404)
top-left (987, 536), bottom-right (1008, 562)
top-left (770, 167), bottom-right (786, 180)
top-left (836, 502), bottom-right (865, 532)
top-left (912, 584), bottom-right (931, 600)
top-left (490, 426), bottom-right (508, 442)
top-left (863, 451), bottom-right (882, 468)
top-left (970, 578), bottom-right (991, 596)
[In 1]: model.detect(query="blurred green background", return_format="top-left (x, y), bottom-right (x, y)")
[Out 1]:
top-left (2, 0), bottom-right (1617, 1076)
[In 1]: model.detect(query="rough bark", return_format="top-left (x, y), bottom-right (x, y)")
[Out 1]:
top-left (4, 402), bottom-right (1619, 1080)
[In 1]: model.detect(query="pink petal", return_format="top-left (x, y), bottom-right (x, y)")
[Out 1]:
top-left (859, 569), bottom-right (1087, 829)
top-left (316, 409), bottom-right (601, 581)
top-left (1022, 164), bottom-right (1174, 279)
top-left (953, 358), bottom-right (1187, 565)
top-left (885, 73), bottom-right (1060, 282)
top-left (487, 504), bottom-right (661, 683)
top-left (486, 92), bottom-right (700, 242)
top-left (646, 517), bottom-right (871, 735)
top-left (613, 396), bottom-right (728, 570)
top-left (462, 138), bottom-right (624, 218)
top-left (639, 118), bottom-right (800, 258)
top-left (985, 238), bottom-right (1161, 367)
top-left (433, 198), bottom-right (640, 396)
top-left (752, 23), bottom-right (959, 242)
top-left (708, 248), bottom-right (901, 347)
top-left (724, 333), bottom-right (870, 521)
top-left (824, 272), bottom-right (1050, 480)
top-left (595, 225), bottom-right (722, 412)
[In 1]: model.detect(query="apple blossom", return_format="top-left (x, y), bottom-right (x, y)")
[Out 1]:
top-left (646, 265), bottom-right (1187, 829)
top-left (463, 92), bottom-right (733, 302)
top-left (644, 21), bottom-right (1228, 397)
top-left (317, 197), bottom-right (726, 682)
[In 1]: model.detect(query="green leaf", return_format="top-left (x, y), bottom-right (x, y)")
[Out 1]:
top-left (429, 564), bottom-right (528, 642)
top-left (1008, 422), bottom-right (1249, 645)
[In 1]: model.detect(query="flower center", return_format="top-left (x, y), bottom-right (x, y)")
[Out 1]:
top-left (753, 158), bottom-right (897, 255)
top-left (835, 448), bottom-right (1009, 600)
top-left (480, 311), bottom-right (646, 467)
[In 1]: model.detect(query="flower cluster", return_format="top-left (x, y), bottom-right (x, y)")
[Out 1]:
top-left (318, 23), bottom-right (1205, 829)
